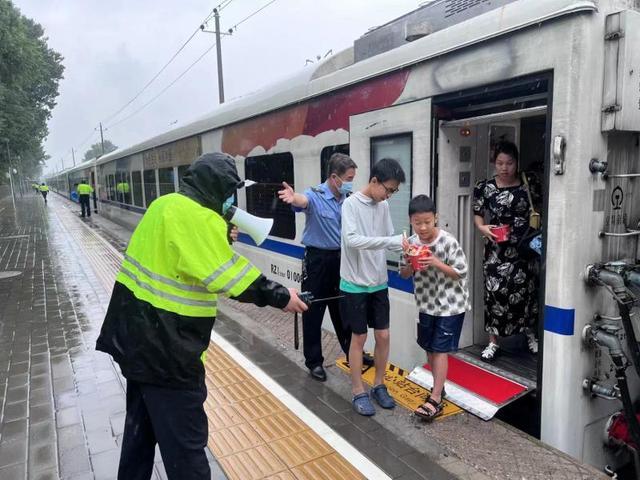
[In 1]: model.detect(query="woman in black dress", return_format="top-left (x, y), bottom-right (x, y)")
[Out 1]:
top-left (472, 141), bottom-right (540, 361)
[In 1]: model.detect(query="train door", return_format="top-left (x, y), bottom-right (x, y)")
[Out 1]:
top-left (409, 105), bottom-right (548, 429)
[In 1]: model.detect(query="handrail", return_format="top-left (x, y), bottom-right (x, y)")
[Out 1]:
top-left (599, 229), bottom-right (640, 238)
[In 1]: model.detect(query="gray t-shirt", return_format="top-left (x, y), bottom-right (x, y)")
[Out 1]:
top-left (340, 192), bottom-right (403, 287)
top-left (407, 229), bottom-right (470, 316)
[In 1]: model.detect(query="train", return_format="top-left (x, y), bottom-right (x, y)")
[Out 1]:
top-left (47, 0), bottom-right (640, 475)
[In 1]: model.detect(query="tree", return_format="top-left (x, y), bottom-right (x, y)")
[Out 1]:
top-left (0, 0), bottom-right (64, 180)
top-left (83, 140), bottom-right (117, 161)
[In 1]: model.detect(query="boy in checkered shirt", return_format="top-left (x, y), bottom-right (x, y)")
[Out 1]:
top-left (400, 195), bottom-right (470, 420)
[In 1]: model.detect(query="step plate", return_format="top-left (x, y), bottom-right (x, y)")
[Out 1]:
top-left (407, 356), bottom-right (533, 421)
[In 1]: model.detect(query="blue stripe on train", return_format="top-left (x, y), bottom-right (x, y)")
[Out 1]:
top-left (237, 233), bottom-right (414, 294)
top-left (544, 305), bottom-right (575, 335)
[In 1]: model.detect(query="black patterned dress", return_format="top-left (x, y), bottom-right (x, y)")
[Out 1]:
top-left (472, 175), bottom-right (541, 337)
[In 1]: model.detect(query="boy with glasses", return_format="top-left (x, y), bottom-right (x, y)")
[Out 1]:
top-left (340, 157), bottom-right (406, 416)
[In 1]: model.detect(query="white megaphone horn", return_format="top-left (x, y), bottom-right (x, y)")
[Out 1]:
top-left (225, 206), bottom-right (273, 246)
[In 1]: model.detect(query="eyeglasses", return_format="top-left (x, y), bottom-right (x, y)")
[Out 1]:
top-left (381, 182), bottom-right (399, 195)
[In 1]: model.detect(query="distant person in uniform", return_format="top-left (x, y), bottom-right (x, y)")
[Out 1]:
top-left (340, 158), bottom-right (405, 416)
top-left (77, 180), bottom-right (94, 218)
top-left (278, 153), bottom-right (372, 382)
top-left (116, 180), bottom-right (130, 204)
top-left (96, 153), bottom-right (307, 480)
top-left (32, 183), bottom-right (40, 194)
top-left (399, 195), bottom-right (470, 420)
top-left (39, 183), bottom-right (49, 204)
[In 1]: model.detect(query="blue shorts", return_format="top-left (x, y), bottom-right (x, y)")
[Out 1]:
top-left (417, 312), bottom-right (465, 353)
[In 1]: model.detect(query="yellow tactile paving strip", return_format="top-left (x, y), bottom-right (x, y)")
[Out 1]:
top-left (52, 203), bottom-right (120, 293)
top-left (336, 357), bottom-right (462, 419)
top-left (204, 344), bottom-right (366, 480)
top-left (52, 197), bottom-right (369, 480)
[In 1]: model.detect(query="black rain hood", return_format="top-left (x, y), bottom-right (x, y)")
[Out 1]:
top-left (179, 152), bottom-right (245, 214)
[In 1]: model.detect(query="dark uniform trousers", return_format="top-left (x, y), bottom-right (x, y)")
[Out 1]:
top-left (118, 380), bottom-right (210, 480)
top-left (79, 194), bottom-right (91, 217)
top-left (301, 246), bottom-right (351, 369)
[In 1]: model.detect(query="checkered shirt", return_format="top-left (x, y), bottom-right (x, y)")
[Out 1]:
top-left (407, 230), bottom-right (470, 316)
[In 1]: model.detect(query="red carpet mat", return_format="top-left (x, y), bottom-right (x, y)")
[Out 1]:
top-left (423, 355), bottom-right (526, 404)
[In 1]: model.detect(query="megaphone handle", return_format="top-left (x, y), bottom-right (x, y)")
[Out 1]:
top-left (294, 312), bottom-right (299, 350)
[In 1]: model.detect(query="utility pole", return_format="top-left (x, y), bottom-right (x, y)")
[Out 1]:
top-left (214, 8), bottom-right (225, 104)
top-left (72, 148), bottom-right (76, 166)
top-left (201, 9), bottom-right (233, 105)
top-left (99, 123), bottom-right (105, 156)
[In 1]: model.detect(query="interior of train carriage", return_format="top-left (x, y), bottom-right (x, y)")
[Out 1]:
top-left (431, 73), bottom-right (551, 437)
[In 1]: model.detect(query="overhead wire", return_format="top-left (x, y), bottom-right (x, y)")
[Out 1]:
top-left (105, 42), bottom-right (219, 130)
top-left (105, 0), bottom-right (279, 131)
top-left (229, 0), bottom-right (277, 31)
top-left (100, 6), bottom-right (221, 126)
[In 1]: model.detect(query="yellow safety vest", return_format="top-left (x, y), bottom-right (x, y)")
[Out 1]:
top-left (116, 182), bottom-right (130, 193)
top-left (116, 193), bottom-right (260, 317)
top-left (77, 183), bottom-right (94, 195)
top-left (39, 185), bottom-right (49, 192)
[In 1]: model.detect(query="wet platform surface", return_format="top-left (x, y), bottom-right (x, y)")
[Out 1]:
top-left (0, 191), bottom-right (608, 480)
top-left (0, 193), bottom-right (224, 480)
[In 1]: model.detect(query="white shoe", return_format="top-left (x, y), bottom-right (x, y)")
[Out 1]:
top-left (527, 333), bottom-right (538, 354)
top-left (481, 342), bottom-right (499, 361)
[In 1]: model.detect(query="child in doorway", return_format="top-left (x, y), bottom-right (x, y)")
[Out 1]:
top-left (400, 195), bottom-right (470, 420)
top-left (340, 158), bottom-right (406, 416)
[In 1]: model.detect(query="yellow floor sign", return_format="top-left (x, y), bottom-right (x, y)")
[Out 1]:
top-left (336, 357), bottom-right (462, 420)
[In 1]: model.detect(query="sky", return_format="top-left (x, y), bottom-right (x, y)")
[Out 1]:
top-left (12, 0), bottom-right (425, 175)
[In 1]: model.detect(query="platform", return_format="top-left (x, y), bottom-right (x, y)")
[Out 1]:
top-left (0, 191), bottom-right (608, 480)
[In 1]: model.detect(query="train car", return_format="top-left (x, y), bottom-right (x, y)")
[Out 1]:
top-left (54, 0), bottom-right (640, 474)
top-left (48, 158), bottom-right (100, 211)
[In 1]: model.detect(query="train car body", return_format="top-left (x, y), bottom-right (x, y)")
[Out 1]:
top-left (48, 0), bottom-right (640, 473)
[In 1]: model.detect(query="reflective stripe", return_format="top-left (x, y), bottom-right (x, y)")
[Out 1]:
top-left (119, 268), bottom-right (217, 308)
top-left (220, 263), bottom-right (255, 293)
top-left (203, 254), bottom-right (241, 286)
top-left (124, 254), bottom-right (209, 293)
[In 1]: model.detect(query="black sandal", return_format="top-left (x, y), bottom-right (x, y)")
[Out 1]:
top-left (414, 397), bottom-right (443, 421)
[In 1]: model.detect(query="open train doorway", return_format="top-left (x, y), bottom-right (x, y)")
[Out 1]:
top-left (410, 74), bottom-right (551, 437)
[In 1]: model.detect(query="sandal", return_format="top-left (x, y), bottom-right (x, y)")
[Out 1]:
top-left (424, 387), bottom-right (446, 403)
top-left (352, 392), bottom-right (375, 416)
top-left (481, 342), bottom-right (499, 361)
top-left (414, 397), bottom-right (443, 421)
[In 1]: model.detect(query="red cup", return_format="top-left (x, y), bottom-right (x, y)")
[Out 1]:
top-left (407, 245), bottom-right (431, 271)
top-left (490, 225), bottom-right (511, 243)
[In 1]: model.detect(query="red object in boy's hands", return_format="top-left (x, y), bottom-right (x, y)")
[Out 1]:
top-left (407, 245), bottom-right (431, 271)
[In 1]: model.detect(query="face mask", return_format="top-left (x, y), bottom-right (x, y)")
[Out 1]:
top-left (222, 194), bottom-right (235, 214)
top-left (338, 180), bottom-right (353, 195)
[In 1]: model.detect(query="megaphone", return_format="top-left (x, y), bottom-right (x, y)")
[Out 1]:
top-left (225, 206), bottom-right (273, 246)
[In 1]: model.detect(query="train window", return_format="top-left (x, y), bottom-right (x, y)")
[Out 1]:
top-left (245, 153), bottom-right (295, 240)
top-left (371, 133), bottom-right (412, 263)
top-left (107, 174), bottom-right (116, 201)
top-left (320, 144), bottom-right (350, 183)
top-left (116, 171), bottom-right (132, 204)
top-left (143, 169), bottom-right (158, 207)
top-left (131, 171), bottom-right (143, 207)
top-left (158, 167), bottom-right (175, 197)
top-left (177, 165), bottom-right (189, 189)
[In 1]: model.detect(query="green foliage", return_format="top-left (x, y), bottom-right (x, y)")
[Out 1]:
top-left (83, 140), bottom-right (117, 161)
top-left (0, 0), bottom-right (64, 178)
